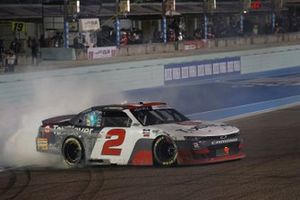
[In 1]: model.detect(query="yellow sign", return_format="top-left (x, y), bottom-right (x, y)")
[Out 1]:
top-left (12, 22), bottom-right (26, 32)
top-left (36, 138), bottom-right (49, 151)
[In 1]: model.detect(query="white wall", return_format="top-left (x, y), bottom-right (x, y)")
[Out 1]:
top-left (2, 44), bottom-right (300, 112)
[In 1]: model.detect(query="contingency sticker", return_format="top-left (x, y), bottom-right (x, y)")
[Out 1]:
top-left (37, 138), bottom-right (49, 151)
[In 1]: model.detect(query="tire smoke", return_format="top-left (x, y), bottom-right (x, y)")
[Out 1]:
top-left (0, 76), bottom-right (124, 168)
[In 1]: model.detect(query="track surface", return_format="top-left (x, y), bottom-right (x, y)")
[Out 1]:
top-left (1, 105), bottom-right (300, 200)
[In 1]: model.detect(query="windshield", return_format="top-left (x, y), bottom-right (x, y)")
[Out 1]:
top-left (131, 108), bottom-right (189, 126)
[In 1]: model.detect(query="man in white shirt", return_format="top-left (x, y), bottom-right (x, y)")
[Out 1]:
top-left (5, 50), bottom-right (16, 73)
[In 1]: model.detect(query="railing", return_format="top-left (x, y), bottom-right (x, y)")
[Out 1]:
top-left (31, 31), bottom-right (300, 63)
top-left (117, 32), bottom-right (300, 57)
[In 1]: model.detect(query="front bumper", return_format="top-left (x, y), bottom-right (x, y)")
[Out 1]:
top-left (177, 151), bottom-right (246, 165)
top-left (176, 139), bottom-right (246, 165)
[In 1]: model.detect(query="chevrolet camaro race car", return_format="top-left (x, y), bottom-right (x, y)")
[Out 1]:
top-left (36, 102), bottom-right (245, 167)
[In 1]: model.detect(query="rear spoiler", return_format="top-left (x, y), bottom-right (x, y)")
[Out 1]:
top-left (42, 115), bottom-right (75, 125)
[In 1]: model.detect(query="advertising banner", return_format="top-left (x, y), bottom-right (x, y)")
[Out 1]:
top-left (79, 18), bottom-right (100, 31)
top-left (183, 40), bottom-right (207, 50)
top-left (164, 56), bottom-right (241, 84)
top-left (87, 46), bottom-right (117, 60)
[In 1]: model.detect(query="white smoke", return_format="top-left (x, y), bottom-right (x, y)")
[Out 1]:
top-left (0, 74), bottom-right (124, 168)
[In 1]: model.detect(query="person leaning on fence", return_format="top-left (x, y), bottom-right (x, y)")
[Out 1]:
top-left (5, 50), bottom-right (16, 73)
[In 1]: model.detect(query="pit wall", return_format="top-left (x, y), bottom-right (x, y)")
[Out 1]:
top-left (1, 44), bottom-right (300, 112)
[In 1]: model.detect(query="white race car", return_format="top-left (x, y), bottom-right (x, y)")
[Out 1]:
top-left (36, 102), bottom-right (245, 167)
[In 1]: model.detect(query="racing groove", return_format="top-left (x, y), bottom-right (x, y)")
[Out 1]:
top-left (1, 105), bottom-right (300, 200)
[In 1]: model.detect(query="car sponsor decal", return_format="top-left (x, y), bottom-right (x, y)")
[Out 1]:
top-left (211, 138), bottom-right (238, 145)
top-left (53, 125), bottom-right (94, 135)
top-left (142, 129), bottom-right (150, 137)
top-left (36, 138), bottom-right (49, 151)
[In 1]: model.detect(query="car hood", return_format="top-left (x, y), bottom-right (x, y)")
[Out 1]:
top-left (149, 120), bottom-right (239, 140)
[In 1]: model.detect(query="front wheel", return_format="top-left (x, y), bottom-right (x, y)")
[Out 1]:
top-left (62, 137), bottom-right (85, 168)
top-left (153, 136), bottom-right (178, 166)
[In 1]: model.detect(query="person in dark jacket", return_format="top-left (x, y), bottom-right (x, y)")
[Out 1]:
top-left (10, 38), bottom-right (21, 65)
top-left (31, 38), bottom-right (39, 65)
top-left (0, 39), bottom-right (4, 69)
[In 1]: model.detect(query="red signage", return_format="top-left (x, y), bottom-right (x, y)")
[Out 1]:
top-left (251, 0), bottom-right (262, 10)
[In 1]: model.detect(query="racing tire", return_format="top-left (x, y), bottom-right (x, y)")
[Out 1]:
top-left (153, 136), bottom-right (178, 166)
top-left (62, 137), bottom-right (85, 168)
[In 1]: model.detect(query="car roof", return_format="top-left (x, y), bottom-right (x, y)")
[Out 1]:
top-left (91, 102), bottom-right (167, 111)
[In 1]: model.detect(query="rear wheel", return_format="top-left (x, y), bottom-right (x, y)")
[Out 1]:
top-left (62, 137), bottom-right (85, 168)
top-left (153, 136), bottom-right (178, 166)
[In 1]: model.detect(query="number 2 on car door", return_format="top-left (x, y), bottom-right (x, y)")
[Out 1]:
top-left (101, 129), bottom-right (126, 156)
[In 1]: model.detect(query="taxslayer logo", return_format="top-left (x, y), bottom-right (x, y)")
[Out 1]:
top-left (53, 125), bottom-right (94, 135)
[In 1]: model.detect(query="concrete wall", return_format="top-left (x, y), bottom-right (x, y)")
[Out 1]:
top-left (241, 46), bottom-right (300, 74)
top-left (2, 43), bottom-right (300, 112)
top-left (40, 48), bottom-right (76, 61)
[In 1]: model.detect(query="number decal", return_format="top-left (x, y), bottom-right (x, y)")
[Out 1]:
top-left (101, 129), bottom-right (126, 156)
top-left (13, 23), bottom-right (24, 32)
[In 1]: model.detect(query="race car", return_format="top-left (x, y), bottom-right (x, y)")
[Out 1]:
top-left (36, 102), bottom-right (245, 167)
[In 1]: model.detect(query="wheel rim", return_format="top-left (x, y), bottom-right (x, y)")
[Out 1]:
top-left (64, 139), bottom-right (82, 164)
top-left (154, 137), bottom-right (177, 165)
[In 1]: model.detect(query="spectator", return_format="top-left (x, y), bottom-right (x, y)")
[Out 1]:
top-left (0, 38), bottom-right (4, 69)
top-left (5, 50), bottom-right (16, 73)
top-left (152, 28), bottom-right (162, 43)
top-left (26, 36), bottom-right (32, 61)
top-left (27, 36), bottom-right (32, 48)
top-left (10, 38), bottom-right (21, 54)
top-left (39, 34), bottom-right (46, 48)
top-left (193, 28), bottom-right (202, 40)
top-left (253, 25), bottom-right (259, 35)
top-left (10, 38), bottom-right (21, 65)
top-left (31, 38), bottom-right (39, 65)
top-left (52, 32), bottom-right (64, 47)
top-left (120, 32), bottom-right (128, 46)
top-left (274, 23), bottom-right (284, 34)
top-left (73, 35), bottom-right (80, 49)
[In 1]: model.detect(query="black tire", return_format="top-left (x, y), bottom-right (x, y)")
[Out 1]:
top-left (153, 136), bottom-right (178, 166)
top-left (62, 137), bottom-right (85, 168)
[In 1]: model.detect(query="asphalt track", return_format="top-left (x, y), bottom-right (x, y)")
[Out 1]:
top-left (0, 105), bottom-right (300, 200)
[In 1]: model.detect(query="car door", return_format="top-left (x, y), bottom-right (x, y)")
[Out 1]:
top-left (90, 110), bottom-right (142, 165)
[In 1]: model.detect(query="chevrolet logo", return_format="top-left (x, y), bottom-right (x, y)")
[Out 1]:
top-left (220, 135), bottom-right (227, 140)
